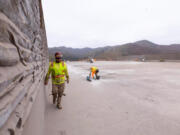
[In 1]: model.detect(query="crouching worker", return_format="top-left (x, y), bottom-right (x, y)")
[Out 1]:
top-left (89, 66), bottom-right (100, 80)
top-left (44, 52), bottom-right (69, 110)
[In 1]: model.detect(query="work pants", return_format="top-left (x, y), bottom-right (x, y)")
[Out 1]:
top-left (52, 83), bottom-right (65, 105)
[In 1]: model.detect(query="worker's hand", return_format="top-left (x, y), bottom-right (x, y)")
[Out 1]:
top-left (44, 80), bottom-right (48, 85)
top-left (67, 78), bottom-right (69, 84)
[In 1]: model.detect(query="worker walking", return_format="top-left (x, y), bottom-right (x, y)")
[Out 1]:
top-left (89, 66), bottom-right (100, 80)
top-left (44, 52), bottom-right (69, 110)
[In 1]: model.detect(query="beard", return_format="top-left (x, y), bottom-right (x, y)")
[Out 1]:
top-left (55, 59), bottom-right (61, 63)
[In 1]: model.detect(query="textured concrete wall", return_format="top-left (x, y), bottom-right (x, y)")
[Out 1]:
top-left (0, 0), bottom-right (48, 134)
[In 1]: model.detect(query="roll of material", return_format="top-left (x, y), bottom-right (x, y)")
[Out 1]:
top-left (96, 76), bottom-right (100, 80)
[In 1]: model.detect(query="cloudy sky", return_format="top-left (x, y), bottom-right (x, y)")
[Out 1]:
top-left (42, 0), bottom-right (180, 48)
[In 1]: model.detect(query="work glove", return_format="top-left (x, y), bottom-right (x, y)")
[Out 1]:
top-left (66, 76), bottom-right (69, 84)
top-left (44, 80), bottom-right (48, 85)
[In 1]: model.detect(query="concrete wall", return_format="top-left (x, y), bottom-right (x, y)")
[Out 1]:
top-left (22, 83), bottom-right (48, 135)
top-left (0, 0), bottom-right (48, 134)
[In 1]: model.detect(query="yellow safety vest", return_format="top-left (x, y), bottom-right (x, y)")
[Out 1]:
top-left (45, 61), bottom-right (69, 85)
top-left (91, 66), bottom-right (97, 73)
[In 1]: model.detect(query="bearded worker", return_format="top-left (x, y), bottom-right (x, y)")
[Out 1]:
top-left (44, 52), bottom-right (69, 109)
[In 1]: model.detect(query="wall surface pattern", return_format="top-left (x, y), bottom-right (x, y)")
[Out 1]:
top-left (0, 0), bottom-right (48, 134)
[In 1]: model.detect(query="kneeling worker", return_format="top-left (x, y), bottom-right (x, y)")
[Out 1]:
top-left (44, 52), bottom-right (69, 109)
top-left (89, 66), bottom-right (100, 80)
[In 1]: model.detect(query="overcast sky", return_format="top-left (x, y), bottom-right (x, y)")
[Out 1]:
top-left (42, 0), bottom-right (180, 48)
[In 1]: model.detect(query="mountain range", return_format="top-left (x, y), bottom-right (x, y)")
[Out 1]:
top-left (48, 40), bottom-right (180, 61)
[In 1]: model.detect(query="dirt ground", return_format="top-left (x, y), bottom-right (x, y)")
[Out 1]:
top-left (25, 61), bottom-right (180, 135)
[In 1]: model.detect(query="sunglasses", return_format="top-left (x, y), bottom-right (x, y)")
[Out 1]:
top-left (55, 57), bottom-right (62, 59)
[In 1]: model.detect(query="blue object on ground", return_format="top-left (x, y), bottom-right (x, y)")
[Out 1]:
top-left (86, 76), bottom-right (92, 81)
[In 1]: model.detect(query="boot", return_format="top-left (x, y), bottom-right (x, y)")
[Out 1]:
top-left (53, 94), bottom-right (57, 104)
top-left (56, 103), bottom-right (62, 109)
top-left (57, 96), bottom-right (62, 109)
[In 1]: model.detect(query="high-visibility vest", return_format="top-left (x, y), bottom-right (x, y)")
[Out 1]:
top-left (90, 66), bottom-right (98, 78)
top-left (91, 66), bottom-right (97, 73)
top-left (46, 61), bottom-right (68, 84)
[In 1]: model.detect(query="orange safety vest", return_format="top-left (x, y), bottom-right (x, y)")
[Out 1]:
top-left (91, 66), bottom-right (98, 78)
